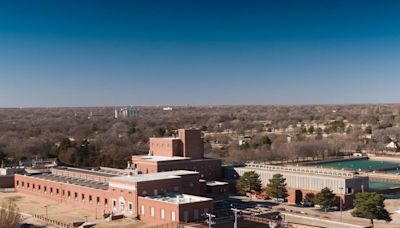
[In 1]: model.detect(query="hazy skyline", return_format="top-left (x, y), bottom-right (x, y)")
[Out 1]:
top-left (1, 0), bottom-right (400, 107)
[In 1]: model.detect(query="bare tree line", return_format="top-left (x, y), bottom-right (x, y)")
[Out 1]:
top-left (0, 104), bottom-right (400, 167)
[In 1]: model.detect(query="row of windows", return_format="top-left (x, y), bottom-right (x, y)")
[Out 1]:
top-left (111, 199), bottom-right (134, 212)
top-left (110, 188), bottom-right (133, 194)
top-left (16, 180), bottom-right (108, 205)
top-left (139, 205), bottom-right (208, 222)
top-left (140, 205), bottom-right (174, 221)
top-left (151, 143), bottom-right (171, 148)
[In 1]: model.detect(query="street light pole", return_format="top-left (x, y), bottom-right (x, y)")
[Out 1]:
top-left (231, 208), bottom-right (240, 228)
top-left (205, 212), bottom-right (215, 228)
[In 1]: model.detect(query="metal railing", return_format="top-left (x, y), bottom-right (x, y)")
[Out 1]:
top-left (244, 163), bottom-right (354, 177)
top-left (32, 214), bottom-right (73, 228)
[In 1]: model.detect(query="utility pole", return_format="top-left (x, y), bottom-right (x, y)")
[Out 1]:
top-left (339, 186), bottom-right (344, 222)
top-left (231, 208), bottom-right (240, 228)
top-left (44, 205), bottom-right (49, 226)
top-left (205, 212), bottom-right (215, 228)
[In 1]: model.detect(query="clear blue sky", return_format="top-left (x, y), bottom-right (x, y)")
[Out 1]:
top-left (1, 0), bottom-right (400, 107)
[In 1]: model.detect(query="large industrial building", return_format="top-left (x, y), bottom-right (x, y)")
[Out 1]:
top-left (15, 129), bottom-right (227, 225)
top-left (227, 163), bottom-right (369, 208)
top-left (130, 129), bottom-right (222, 180)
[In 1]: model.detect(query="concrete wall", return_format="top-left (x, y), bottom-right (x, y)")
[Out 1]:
top-left (231, 166), bottom-right (368, 208)
top-left (234, 167), bottom-right (351, 193)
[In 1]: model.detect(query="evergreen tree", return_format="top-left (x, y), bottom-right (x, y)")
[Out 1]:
top-left (265, 173), bottom-right (288, 199)
top-left (314, 187), bottom-right (338, 212)
top-left (236, 171), bottom-right (262, 195)
top-left (352, 192), bottom-right (391, 227)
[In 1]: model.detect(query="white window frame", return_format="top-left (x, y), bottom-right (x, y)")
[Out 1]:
top-left (141, 205), bottom-right (145, 215)
top-left (151, 207), bottom-right (155, 217)
top-left (161, 209), bottom-right (165, 220)
top-left (171, 211), bottom-right (176, 222)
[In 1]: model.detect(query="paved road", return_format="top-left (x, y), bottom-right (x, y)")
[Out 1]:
top-left (228, 196), bottom-right (399, 228)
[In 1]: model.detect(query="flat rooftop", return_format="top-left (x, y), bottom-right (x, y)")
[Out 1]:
top-left (206, 181), bottom-right (229, 187)
top-left (132, 155), bottom-right (190, 162)
top-left (241, 163), bottom-right (356, 178)
top-left (150, 137), bottom-right (180, 140)
top-left (110, 170), bottom-right (199, 183)
top-left (142, 193), bottom-right (212, 204)
top-left (26, 173), bottom-right (109, 190)
top-left (52, 167), bottom-right (126, 178)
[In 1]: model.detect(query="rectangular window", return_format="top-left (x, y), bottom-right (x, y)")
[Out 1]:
top-left (89, 195), bottom-right (92, 201)
top-left (44, 186), bottom-right (47, 192)
top-left (62, 190), bottom-right (65, 196)
top-left (32, 184), bottom-right (35, 189)
top-left (50, 187), bottom-right (53, 193)
top-left (171, 211), bottom-right (176, 222)
top-left (27, 183), bottom-right (30, 188)
top-left (16, 181), bottom-right (19, 186)
top-left (22, 182), bottom-right (24, 187)
top-left (96, 197), bottom-right (100, 204)
top-left (56, 189), bottom-right (59, 194)
top-left (75, 192), bottom-right (78, 199)
top-left (105, 198), bottom-right (108, 205)
top-left (151, 207), bottom-right (154, 217)
top-left (141, 205), bottom-right (145, 215)
top-left (194, 209), bottom-right (199, 220)
top-left (112, 199), bottom-right (116, 208)
top-left (161, 209), bottom-right (165, 220)
top-left (38, 185), bottom-right (41, 191)
top-left (128, 202), bottom-right (133, 212)
top-left (82, 194), bottom-right (85, 200)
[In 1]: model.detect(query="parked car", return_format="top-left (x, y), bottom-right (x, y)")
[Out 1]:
top-left (328, 206), bottom-right (339, 211)
top-left (300, 200), bottom-right (314, 207)
top-left (275, 198), bottom-right (286, 203)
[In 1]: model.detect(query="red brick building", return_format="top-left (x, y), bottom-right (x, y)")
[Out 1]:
top-left (15, 168), bottom-right (213, 224)
top-left (130, 129), bottom-right (222, 180)
top-left (14, 129), bottom-right (226, 225)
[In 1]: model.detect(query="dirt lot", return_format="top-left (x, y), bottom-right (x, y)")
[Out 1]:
top-left (0, 192), bottom-right (145, 227)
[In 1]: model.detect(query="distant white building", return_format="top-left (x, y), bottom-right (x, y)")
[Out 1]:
top-left (163, 107), bottom-right (173, 111)
top-left (115, 107), bottom-right (138, 119)
top-left (386, 141), bottom-right (399, 150)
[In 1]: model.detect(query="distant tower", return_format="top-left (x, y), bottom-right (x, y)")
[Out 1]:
top-left (115, 107), bottom-right (138, 119)
top-left (114, 109), bottom-right (119, 119)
